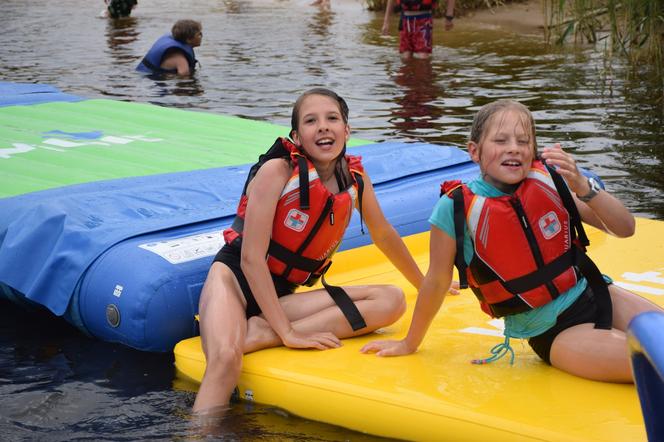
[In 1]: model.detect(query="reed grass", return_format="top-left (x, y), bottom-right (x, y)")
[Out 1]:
top-left (544, 0), bottom-right (663, 70)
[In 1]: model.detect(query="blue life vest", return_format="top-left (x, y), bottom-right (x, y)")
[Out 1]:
top-left (136, 34), bottom-right (197, 75)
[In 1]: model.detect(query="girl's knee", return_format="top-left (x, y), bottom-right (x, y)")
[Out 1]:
top-left (380, 285), bottom-right (407, 321)
top-left (205, 346), bottom-right (243, 379)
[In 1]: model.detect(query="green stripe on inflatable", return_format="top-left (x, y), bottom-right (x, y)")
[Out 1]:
top-left (0, 99), bottom-right (371, 198)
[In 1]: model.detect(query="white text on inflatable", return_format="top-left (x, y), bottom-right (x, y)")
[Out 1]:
top-left (0, 134), bottom-right (163, 159)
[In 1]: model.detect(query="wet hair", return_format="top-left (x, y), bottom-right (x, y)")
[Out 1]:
top-left (290, 88), bottom-right (350, 135)
top-left (469, 99), bottom-right (538, 155)
top-left (171, 19), bottom-right (202, 43)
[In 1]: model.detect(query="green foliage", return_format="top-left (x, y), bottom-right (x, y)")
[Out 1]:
top-left (544, 0), bottom-right (663, 69)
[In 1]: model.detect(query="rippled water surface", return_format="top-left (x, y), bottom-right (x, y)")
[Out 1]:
top-left (1, 0), bottom-right (663, 440)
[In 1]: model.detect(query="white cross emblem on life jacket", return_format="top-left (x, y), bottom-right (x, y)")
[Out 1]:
top-left (284, 208), bottom-right (309, 232)
top-left (539, 211), bottom-right (561, 239)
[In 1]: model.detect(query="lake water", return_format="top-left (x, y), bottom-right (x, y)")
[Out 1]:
top-left (0, 0), bottom-right (662, 440)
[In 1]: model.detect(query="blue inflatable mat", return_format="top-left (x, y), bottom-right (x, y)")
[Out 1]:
top-left (628, 311), bottom-right (664, 442)
top-left (0, 141), bottom-right (477, 350)
top-left (0, 165), bottom-right (248, 316)
top-left (0, 82), bottom-right (83, 107)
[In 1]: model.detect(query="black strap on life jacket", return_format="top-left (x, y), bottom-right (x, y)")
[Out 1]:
top-left (448, 187), bottom-right (469, 289)
top-left (272, 238), bottom-right (367, 332)
top-left (318, 167), bottom-right (366, 331)
top-left (244, 138), bottom-right (310, 210)
top-left (319, 262), bottom-right (367, 331)
top-left (297, 155), bottom-right (310, 209)
top-left (277, 197), bottom-right (334, 282)
top-left (545, 163), bottom-right (589, 248)
top-left (319, 168), bottom-right (365, 330)
top-left (267, 241), bottom-right (326, 273)
top-left (448, 170), bottom-right (612, 328)
top-left (229, 236), bottom-right (366, 331)
top-left (354, 171), bottom-right (366, 234)
top-left (239, 138), bottom-right (367, 331)
top-left (545, 164), bottom-right (612, 329)
top-left (269, 192), bottom-right (367, 332)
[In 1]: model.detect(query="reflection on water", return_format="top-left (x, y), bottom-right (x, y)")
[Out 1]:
top-left (388, 59), bottom-right (446, 138)
top-left (149, 77), bottom-right (205, 99)
top-left (0, 300), bottom-right (386, 441)
top-left (105, 17), bottom-right (140, 64)
top-left (0, 0), bottom-right (662, 439)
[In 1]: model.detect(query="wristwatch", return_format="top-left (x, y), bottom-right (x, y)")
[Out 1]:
top-left (445, 15), bottom-right (454, 21)
top-left (577, 177), bottom-right (602, 202)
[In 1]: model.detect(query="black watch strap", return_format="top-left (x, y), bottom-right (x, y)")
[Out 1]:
top-left (578, 178), bottom-right (600, 202)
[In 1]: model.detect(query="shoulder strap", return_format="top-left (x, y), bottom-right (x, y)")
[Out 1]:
top-left (296, 154), bottom-right (310, 209)
top-left (244, 137), bottom-right (310, 210)
top-left (544, 162), bottom-right (612, 328)
top-left (243, 138), bottom-right (289, 194)
top-left (352, 171), bottom-right (365, 234)
top-left (448, 186), bottom-right (469, 289)
top-left (441, 179), bottom-right (463, 197)
top-left (544, 162), bottom-right (589, 248)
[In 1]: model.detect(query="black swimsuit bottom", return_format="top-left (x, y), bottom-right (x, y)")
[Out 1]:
top-left (213, 243), bottom-right (297, 317)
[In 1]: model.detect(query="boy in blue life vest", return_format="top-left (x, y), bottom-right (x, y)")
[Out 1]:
top-left (136, 19), bottom-right (202, 77)
top-left (362, 99), bottom-right (663, 383)
top-left (382, 0), bottom-right (455, 60)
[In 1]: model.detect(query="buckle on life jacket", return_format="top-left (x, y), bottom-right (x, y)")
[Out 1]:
top-left (268, 240), bottom-right (326, 276)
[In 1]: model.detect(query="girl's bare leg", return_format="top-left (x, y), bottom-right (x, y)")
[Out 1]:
top-left (608, 284), bottom-right (662, 331)
top-left (549, 285), bottom-right (663, 383)
top-left (193, 263), bottom-right (248, 413)
top-left (244, 285), bottom-right (406, 353)
top-left (550, 323), bottom-right (631, 382)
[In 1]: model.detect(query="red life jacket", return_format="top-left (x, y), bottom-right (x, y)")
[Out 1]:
top-left (224, 137), bottom-right (365, 287)
top-left (395, 0), bottom-right (436, 12)
top-left (442, 160), bottom-right (611, 324)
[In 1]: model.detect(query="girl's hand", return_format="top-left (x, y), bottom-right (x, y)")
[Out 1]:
top-left (360, 339), bottom-right (415, 357)
top-left (448, 280), bottom-right (461, 296)
top-left (281, 329), bottom-right (341, 350)
top-left (540, 143), bottom-right (587, 195)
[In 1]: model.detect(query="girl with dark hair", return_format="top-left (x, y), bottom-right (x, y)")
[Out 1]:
top-left (193, 88), bottom-right (443, 414)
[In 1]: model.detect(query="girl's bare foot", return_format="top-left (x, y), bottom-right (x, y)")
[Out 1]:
top-left (244, 316), bottom-right (280, 353)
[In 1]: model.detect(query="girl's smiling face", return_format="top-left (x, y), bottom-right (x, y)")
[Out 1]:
top-left (468, 109), bottom-right (535, 193)
top-left (291, 94), bottom-right (350, 166)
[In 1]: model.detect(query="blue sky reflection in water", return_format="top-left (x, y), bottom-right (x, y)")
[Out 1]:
top-left (0, 0), bottom-right (662, 440)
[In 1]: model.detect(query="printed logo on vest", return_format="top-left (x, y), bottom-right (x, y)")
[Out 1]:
top-left (284, 208), bottom-right (309, 232)
top-left (539, 211), bottom-right (561, 239)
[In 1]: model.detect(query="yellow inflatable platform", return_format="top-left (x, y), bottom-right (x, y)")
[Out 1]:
top-left (174, 218), bottom-right (664, 441)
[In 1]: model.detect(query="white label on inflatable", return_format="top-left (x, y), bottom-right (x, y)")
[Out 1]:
top-left (460, 318), bottom-right (505, 337)
top-left (614, 282), bottom-right (664, 296)
top-left (138, 230), bottom-right (224, 264)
